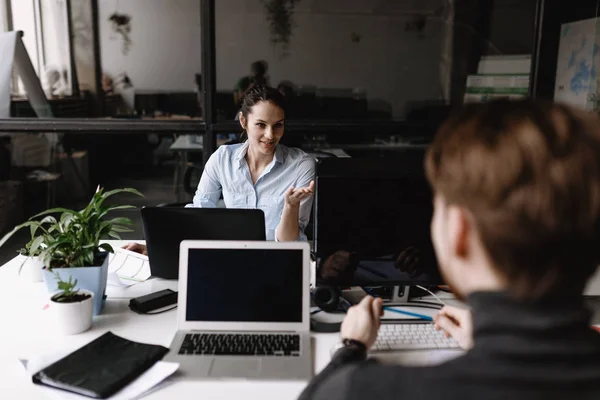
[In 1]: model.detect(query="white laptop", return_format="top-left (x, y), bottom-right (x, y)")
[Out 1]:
top-left (164, 240), bottom-right (312, 380)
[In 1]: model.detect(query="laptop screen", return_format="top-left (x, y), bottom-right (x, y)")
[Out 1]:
top-left (185, 248), bottom-right (304, 323)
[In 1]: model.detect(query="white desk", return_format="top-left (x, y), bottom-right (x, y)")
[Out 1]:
top-left (0, 241), bottom-right (464, 399)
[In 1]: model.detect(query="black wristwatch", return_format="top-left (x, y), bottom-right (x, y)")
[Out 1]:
top-left (331, 338), bottom-right (368, 356)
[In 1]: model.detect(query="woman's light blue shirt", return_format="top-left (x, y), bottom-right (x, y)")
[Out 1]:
top-left (190, 142), bottom-right (316, 241)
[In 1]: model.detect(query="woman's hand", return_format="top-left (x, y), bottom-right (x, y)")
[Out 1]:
top-left (394, 246), bottom-right (421, 278)
top-left (122, 243), bottom-right (148, 256)
top-left (284, 181), bottom-right (315, 208)
top-left (433, 305), bottom-right (473, 350)
top-left (321, 250), bottom-right (358, 281)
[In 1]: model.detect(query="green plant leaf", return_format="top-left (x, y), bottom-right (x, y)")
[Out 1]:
top-left (107, 217), bottom-right (133, 226)
top-left (103, 187), bottom-right (144, 198)
top-left (32, 208), bottom-right (82, 220)
top-left (108, 231), bottom-right (122, 240)
top-left (99, 243), bottom-right (114, 253)
top-left (29, 235), bottom-right (45, 255)
top-left (40, 215), bottom-right (58, 225)
top-left (107, 205), bottom-right (137, 212)
top-left (111, 225), bottom-right (133, 233)
top-left (96, 188), bottom-right (143, 210)
top-left (0, 221), bottom-right (42, 248)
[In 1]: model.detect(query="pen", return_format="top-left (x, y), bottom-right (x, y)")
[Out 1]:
top-left (362, 287), bottom-right (434, 322)
top-left (383, 306), bottom-right (433, 321)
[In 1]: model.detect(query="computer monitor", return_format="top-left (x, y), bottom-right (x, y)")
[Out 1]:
top-left (313, 152), bottom-right (444, 301)
top-left (141, 207), bottom-right (266, 279)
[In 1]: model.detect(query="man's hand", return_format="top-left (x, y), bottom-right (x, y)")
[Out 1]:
top-left (433, 305), bottom-right (473, 350)
top-left (284, 181), bottom-right (315, 208)
top-left (122, 243), bottom-right (148, 256)
top-left (340, 296), bottom-right (384, 349)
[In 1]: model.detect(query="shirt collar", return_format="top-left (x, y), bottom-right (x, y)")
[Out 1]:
top-left (234, 142), bottom-right (286, 168)
top-left (467, 291), bottom-right (591, 351)
top-left (274, 143), bottom-right (286, 164)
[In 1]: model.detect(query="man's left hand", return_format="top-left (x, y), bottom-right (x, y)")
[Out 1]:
top-left (340, 296), bottom-right (384, 349)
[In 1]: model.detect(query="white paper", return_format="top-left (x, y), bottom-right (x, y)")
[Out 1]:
top-left (108, 248), bottom-right (151, 286)
top-left (107, 272), bottom-right (137, 288)
top-left (24, 348), bottom-right (178, 400)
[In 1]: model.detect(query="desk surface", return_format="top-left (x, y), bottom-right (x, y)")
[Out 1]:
top-left (0, 241), bottom-right (506, 399)
top-left (169, 135), bottom-right (204, 152)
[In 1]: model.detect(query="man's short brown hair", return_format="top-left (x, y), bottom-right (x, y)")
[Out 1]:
top-left (425, 99), bottom-right (600, 299)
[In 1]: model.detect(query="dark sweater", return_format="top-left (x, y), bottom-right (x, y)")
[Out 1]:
top-left (299, 292), bottom-right (600, 400)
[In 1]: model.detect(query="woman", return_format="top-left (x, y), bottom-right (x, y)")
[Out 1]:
top-left (125, 85), bottom-right (315, 254)
top-left (194, 84), bottom-right (315, 241)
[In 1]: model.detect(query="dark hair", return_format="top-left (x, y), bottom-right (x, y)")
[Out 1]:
top-left (425, 98), bottom-right (600, 300)
top-left (240, 85), bottom-right (286, 120)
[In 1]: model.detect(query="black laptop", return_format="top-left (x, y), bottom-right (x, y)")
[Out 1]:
top-left (141, 207), bottom-right (266, 279)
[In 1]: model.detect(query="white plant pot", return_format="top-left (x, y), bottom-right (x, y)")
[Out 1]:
top-left (20, 256), bottom-right (44, 282)
top-left (49, 290), bottom-right (94, 335)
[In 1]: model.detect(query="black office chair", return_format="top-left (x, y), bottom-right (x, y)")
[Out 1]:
top-left (183, 164), bottom-right (203, 195)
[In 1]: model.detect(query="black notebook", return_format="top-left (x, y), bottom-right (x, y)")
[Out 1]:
top-left (32, 331), bottom-right (169, 399)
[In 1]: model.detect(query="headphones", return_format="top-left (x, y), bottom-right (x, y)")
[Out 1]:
top-left (312, 286), bottom-right (341, 312)
top-left (310, 286), bottom-right (344, 333)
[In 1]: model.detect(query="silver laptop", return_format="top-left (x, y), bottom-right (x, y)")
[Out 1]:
top-left (164, 240), bottom-right (312, 380)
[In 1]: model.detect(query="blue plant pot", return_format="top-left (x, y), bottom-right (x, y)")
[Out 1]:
top-left (42, 252), bottom-right (109, 316)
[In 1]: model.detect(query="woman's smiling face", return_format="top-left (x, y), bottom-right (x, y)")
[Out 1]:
top-left (240, 100), bottom-right (285, 156)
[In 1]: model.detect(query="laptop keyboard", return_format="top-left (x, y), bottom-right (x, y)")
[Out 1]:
top-left (178, 333), bottom-right (301, 356)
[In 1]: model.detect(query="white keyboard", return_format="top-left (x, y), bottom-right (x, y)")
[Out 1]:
top-left (372, 323), bottom-right (460, 351)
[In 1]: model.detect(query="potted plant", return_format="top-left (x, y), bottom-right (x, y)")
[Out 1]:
top-left (17, 234), bottom-right (46, 282)
top-left (14, 214), bottom-right (58, 282)
top-left (48, 273), bottom-right (94, 335)
top-left (262, 0), bottom-right (301, 58)
top-left (0, 187), bottom-right (143, 315)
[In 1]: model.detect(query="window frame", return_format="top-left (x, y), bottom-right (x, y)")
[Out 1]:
top-left (0, 0), bottom-right (543, 163)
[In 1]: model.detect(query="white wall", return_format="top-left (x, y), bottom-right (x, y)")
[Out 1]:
top-left (216, 0), bottom-right (445, 118)
top-left (98, 0), bottom-right (445, 117)
top-left (41, 0), bottom-right (70, 86)
top-left (99, 0), bottom-right (201, 92)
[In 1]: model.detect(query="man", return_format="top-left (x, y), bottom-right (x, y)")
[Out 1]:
top-left (299, 99), bottom-right (600, 399)
top-left (233, 60), bottom-right (269, 107)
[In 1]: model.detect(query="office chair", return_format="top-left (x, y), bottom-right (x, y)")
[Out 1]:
top-left (183, 164), bottom-right (202, 195)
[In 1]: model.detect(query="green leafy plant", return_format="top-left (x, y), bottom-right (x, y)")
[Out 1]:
top-left (18, 233), bottom-right (46, 258)
top-left (51, 273), bottom-right (88, 303)
top-left (262, 0), bottom-right (301, 58)
top-left (109, 12), bottom-right (132, 55)
top-left (0, 187), bottom-right (143, 269)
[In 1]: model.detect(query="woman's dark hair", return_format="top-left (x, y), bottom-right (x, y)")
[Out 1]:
top-left (240, 85), bottom-right (286, 120)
